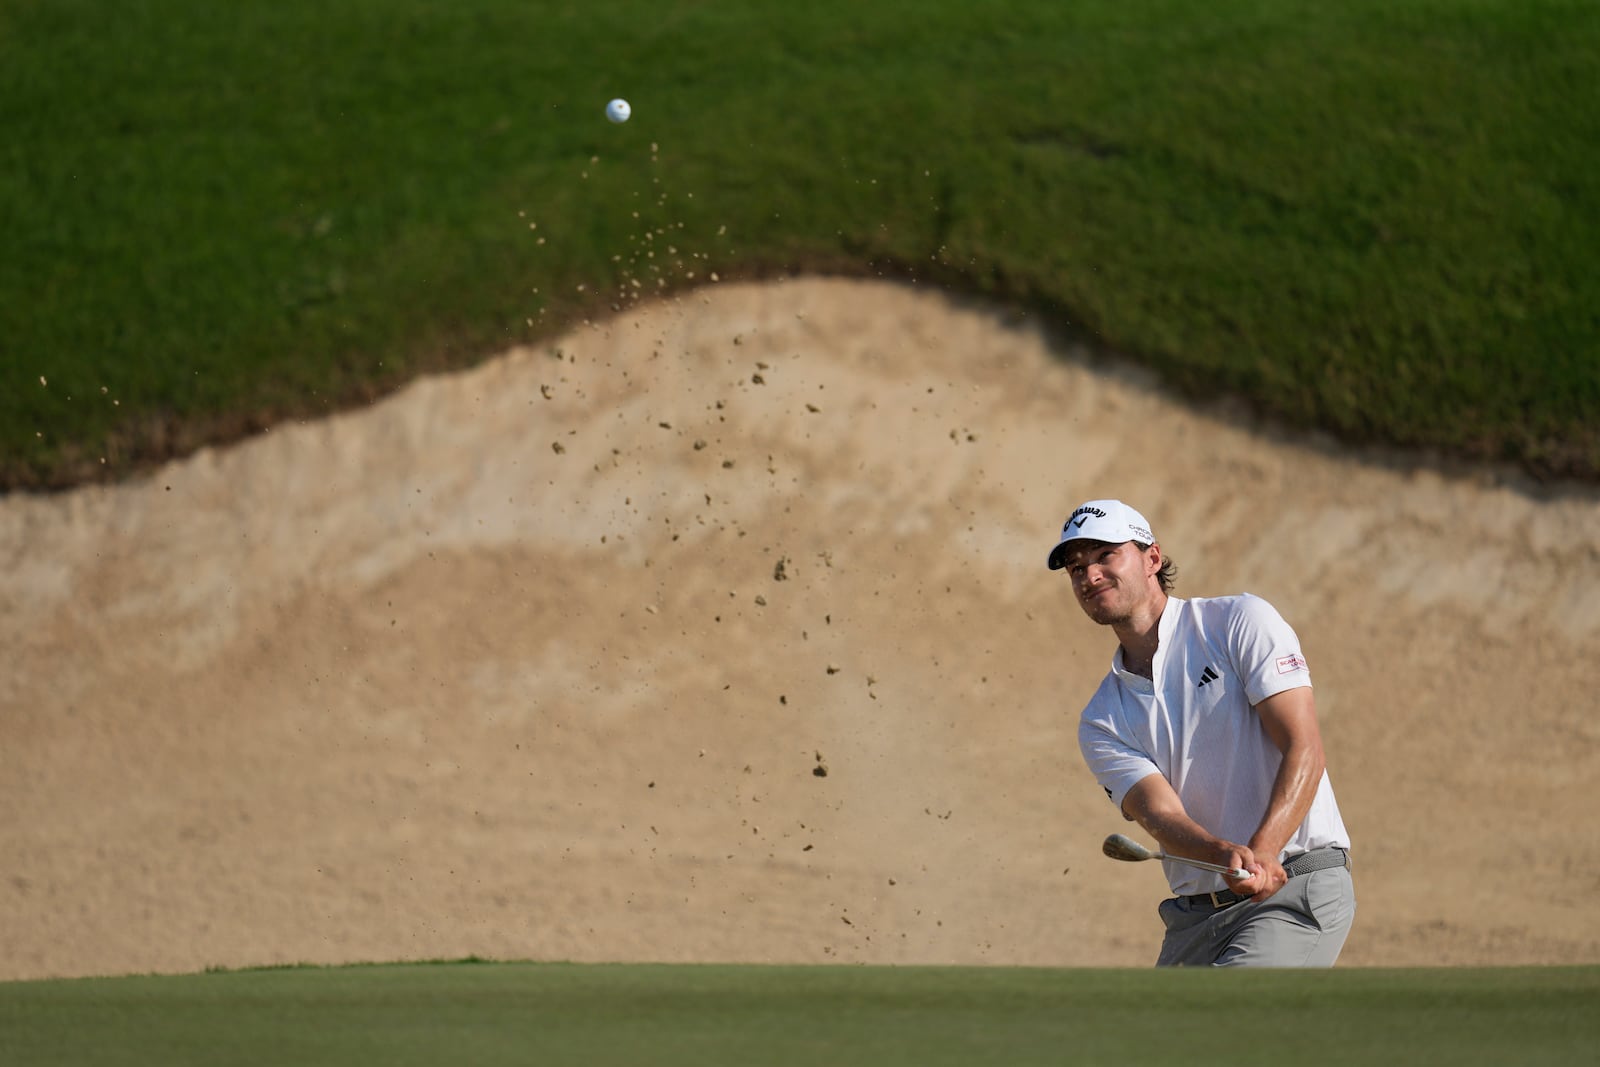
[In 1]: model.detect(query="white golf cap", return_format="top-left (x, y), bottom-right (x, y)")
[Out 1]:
top-left (1046, 499), bottom-right (1157, 570)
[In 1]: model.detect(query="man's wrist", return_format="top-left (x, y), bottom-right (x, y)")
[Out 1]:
top-left (1247, 835), bottom-right (1287, 863)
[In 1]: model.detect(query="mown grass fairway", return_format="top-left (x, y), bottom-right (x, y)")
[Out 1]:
top-left (2, 963), bottom-right (1596, 1066)
top-left (4, 0), bottom-right (1597, 487)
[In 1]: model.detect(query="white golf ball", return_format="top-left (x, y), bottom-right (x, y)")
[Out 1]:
top-left (605, 98), bottom-right (631, 124)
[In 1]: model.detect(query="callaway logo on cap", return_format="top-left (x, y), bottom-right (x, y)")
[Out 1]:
top-left (1046, 499), bottom-right (1156, 570)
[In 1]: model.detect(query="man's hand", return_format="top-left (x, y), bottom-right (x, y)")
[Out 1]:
top-left (1227, 851), bottom-right (1288, 902)
top-left (1203, 840), bottom-right (1285, 902)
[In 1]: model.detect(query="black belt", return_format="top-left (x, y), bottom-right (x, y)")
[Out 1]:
top-left (1181, 846), bottom-right (1351, 910)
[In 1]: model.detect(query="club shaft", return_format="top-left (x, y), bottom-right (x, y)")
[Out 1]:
top-left (1155, 852), bottom-right (1250, 878)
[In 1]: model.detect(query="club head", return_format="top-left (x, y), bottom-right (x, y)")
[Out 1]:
top-left (1102, 833), bottom-right (1156, 862)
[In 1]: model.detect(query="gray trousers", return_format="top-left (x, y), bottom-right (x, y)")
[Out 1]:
top-left (1155, 866), bottom-right (1356, 967)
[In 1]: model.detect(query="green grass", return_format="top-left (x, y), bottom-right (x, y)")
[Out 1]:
top-left (1, 962), bottom-right (1596, 1066)
top-left (3, 0), bottom-right (1597, 488)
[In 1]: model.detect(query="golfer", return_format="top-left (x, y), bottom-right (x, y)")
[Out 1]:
top-left (1049, 499), bottom-right (1355, 967)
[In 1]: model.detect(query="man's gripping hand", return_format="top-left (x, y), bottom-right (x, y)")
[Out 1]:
top-left (1228, 848), bottom-right (1287, 902)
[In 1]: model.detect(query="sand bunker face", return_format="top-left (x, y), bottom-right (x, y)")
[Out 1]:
top-left (2, 277), bottom-right (1597, 980)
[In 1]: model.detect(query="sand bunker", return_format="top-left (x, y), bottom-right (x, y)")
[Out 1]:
top-left (2, 277), bottom-right (1597, 980)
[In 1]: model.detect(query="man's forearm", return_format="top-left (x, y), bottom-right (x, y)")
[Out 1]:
top-left (1123, 773), bottom-right (1240, 867)
top-left (1249, 687), bottom-right (1329, 861)
top-left (1249, 737), bottom-right (1325, 859)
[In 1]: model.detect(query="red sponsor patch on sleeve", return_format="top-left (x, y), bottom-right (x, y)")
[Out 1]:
top-left (1276, 652), bottom-right (1308, 674)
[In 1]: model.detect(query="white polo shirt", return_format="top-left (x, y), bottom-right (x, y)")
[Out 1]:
top-left (1077, 593), bottom-right (1350, 895)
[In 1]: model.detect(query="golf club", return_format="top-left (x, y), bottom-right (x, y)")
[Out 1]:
top-left (1102, 832), bottom-right (1251, 879)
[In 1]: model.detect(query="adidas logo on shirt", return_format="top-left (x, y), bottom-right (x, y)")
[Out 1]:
top-left (1196, 665), bottom-right (1220, 687)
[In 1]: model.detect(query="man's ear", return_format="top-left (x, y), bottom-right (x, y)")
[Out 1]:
top-left (1146, 542), bottom-right (1163, 577)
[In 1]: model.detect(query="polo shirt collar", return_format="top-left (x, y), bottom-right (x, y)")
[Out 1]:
top-left (1110, 595), bottom-right (1184, 692)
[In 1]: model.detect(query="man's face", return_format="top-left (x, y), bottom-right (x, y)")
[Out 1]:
top-left (1058, 540), bottom-right (1159, 625)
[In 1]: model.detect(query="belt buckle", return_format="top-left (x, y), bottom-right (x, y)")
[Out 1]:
top-left (1208, 890), bottom-right (1229, 909)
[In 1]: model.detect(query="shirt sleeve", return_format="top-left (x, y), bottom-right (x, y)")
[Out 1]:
top-left (1077, 710), bottom-right (1160, 817)
top-left (1226, 593), bottom-right (1313, 705)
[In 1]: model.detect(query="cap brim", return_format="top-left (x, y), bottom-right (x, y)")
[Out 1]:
top-left (1047, 536), bottom-right (1113, 571)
